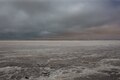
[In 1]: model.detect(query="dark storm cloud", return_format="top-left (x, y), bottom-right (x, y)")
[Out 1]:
top-left (0, 0), bottom-right (120, 39)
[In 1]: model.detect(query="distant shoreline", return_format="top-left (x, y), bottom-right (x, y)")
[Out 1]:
top-left (0, 39), bottom-right (120, 41)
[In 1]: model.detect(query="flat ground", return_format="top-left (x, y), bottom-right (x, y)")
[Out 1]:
top-left (0, 41), bottom-right (120, 80)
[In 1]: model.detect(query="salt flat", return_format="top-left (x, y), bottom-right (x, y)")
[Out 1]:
top-left (0, 41), bottom-right (120, 80)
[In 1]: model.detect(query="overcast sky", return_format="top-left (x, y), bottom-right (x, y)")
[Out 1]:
top-left (0, 0), bottom-right (120, 39)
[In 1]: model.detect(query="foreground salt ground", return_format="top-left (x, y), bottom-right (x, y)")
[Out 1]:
top-left (0, 41), bottom-right (120, 80)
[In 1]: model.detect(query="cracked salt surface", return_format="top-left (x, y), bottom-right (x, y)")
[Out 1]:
top-left (0, 41), bottom-right (120, 80)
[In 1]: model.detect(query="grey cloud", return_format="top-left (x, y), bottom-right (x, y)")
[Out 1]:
top-left (0, 0), bottom-right (120, 39)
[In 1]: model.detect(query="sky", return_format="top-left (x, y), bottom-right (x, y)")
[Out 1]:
top-left (0, 0), bottom-right (120, 40)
